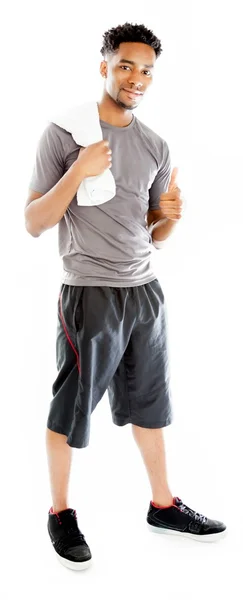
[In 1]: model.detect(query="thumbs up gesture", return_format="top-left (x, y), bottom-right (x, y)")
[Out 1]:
top-left (159, 167), bottom-right (184, 221)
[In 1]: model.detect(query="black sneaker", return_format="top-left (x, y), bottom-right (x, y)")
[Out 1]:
top-left (147, 497), bottom-right (227, 542)
top-left (48, 507), bottom-right (92, 570)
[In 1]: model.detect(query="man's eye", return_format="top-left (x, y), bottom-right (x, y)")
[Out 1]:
top-left (120, 66), bottom-right (151, 76)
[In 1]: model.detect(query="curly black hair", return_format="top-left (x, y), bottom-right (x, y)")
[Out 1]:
top-left (100, 22), bottom-right (162, 60)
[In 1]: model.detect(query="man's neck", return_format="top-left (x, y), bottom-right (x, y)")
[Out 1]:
top-left (97, 98), bottom-right (133, 128)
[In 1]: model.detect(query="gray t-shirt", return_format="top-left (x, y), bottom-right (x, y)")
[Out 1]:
top-left (29, 114), bottom-right (171, 287)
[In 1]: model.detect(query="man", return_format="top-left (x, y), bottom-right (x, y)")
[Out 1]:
top-left (25, 22), bottom-right (226, 571)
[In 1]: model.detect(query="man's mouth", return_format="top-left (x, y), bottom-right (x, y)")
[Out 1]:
top-left (122, 88), bottom-right (143, 99)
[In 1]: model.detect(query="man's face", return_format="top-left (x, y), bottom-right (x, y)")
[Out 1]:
top-left (100, 42), bottom-right (156, 110)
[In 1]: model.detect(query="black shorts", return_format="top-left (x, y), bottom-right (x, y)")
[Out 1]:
top-left (47, 279), bottom-right (173, 448)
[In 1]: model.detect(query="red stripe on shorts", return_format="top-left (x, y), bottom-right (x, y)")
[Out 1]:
top-left (59, 289), bottom-right (80, 374)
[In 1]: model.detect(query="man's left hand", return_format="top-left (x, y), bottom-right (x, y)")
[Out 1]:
top-left (159, 167), bottom-right (184, 221)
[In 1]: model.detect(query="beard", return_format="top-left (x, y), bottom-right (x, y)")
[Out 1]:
top-left (116, 100), bottom-right (134, 110)
top-left (116, 92), bottom-right (138, 110)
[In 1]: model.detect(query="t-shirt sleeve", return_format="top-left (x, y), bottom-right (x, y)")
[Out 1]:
top-left (28, 122), bottom-right (65, 194)
top-left (148, 140), bottom-right (171, 211)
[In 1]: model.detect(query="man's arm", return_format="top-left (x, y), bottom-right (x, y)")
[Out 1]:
top-left (26, 122), bottom-right (113, 237)
top-left (25, 162), bottom-right (86, 237)
top-left (148, 138), bottom-right (178, 244)
top-left (147, 208), bottom-right (178, 242)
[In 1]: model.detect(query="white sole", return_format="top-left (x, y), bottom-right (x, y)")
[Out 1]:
top-left (147, 523), bottom-right (227, 542)
top-left (57, 553), bottom-right (93, 570)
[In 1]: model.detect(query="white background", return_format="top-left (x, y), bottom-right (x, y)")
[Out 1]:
top-left (1, 0), bottom-right (243, 597)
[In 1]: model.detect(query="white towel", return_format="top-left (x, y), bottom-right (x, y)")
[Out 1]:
top-left (50, 101), bottom-right (116, 206)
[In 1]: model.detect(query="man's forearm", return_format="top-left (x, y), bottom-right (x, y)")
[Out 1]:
top-left (152, 217), bottom-right (178, 242)
top-left (25, 162), bottom-right (86, 237)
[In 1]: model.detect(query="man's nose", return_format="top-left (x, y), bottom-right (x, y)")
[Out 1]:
top-left (127, 74), bottom-right (143, 88)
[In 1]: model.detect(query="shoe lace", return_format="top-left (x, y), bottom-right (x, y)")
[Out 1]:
top-left (176, 498), bottom-right (207, 524)
top-left (55, 526), bottom-right (86, 553)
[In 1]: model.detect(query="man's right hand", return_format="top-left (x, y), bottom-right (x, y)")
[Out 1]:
top-left (76, 140), bottom-right (112, 178)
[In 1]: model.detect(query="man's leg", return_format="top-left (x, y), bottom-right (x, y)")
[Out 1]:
top-left (132, 424), bottom-right (173, 507)
top-left (46, 428), bottom-right (72, 513)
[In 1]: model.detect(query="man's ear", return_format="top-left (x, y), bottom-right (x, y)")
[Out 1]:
top-left (100, 61), bottom-right (107, 78)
